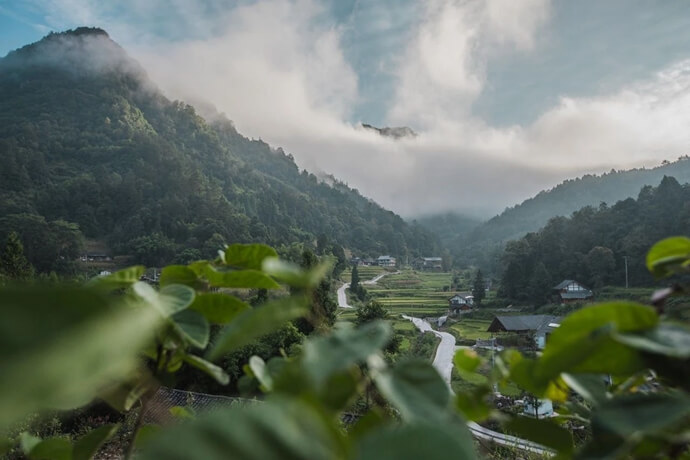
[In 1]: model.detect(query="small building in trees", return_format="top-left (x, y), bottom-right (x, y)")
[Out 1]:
top-left (448, 293), bottom-right (474, 315)
top-left (413, 257), bottom-right (443, 271)
top-left (487, 315), bottom-right (561, 349)
top-left (350, 257), bottom-right (362, 266)
top-left (376, 255), bottom-right (396, 267)
top-left (553, 280), bottom-right (593, 304)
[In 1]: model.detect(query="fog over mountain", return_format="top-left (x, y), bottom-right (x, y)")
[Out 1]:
top-left (3, 1), bottom-right (690, 217)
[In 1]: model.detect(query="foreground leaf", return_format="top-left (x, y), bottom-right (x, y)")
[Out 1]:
top-left (535, 302), bottom-right (657, 383)
top-left (203, 266), bottom-right (280, 290)
top-left (646, 236), bottom-right (690, 277)
top-left (593, 392), bottom-right (690, 437)
top-left (171, 309), bottom-right (210, 349)
top-left (208, 296), bottom-right (309, 360)
top-left (224, 244), bottom-right (278, 270)
top-left (138, 397), bottom-right (346, 460)
top-left (73, 424), bottom-right (119, 460)
top-left (87, 266), bottom-right (145, 290)
top-left (302, 321), bottom-right (391, 387)
top-left (189, 293), bottom-right (249, 324)
top-left (26, 437), bottom-right (72, 460)
top-left (374, 359), bottom-right (451, 422)
top-left (506, 417), bottom-right (570, 454)
top-left (0, 287), bottom-right (160, 429)
top-left (183, 355), bottom-right (229, 385)
top-left (356, 422), bottom-right (476, 460)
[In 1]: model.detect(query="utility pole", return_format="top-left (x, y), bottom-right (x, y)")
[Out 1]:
top-left (624, 256), bottom-right (629, 289)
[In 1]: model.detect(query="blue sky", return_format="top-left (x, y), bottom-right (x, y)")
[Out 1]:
top-left (3, 1), bottom-right (690, 216)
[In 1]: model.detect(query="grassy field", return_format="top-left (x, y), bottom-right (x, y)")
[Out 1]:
top-left (447, 318), bottom-right (492, 340)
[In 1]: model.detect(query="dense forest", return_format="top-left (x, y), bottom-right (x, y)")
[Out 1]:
top-left (425, 157), bottom-right (690, 270)
top-left (0, 28), bottom-right (438, 273)
top-left (497, 176), bottom-right (690, 305)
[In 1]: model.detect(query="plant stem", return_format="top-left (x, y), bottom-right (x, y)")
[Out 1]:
top-left (124, 393), bottom-right (151, 460)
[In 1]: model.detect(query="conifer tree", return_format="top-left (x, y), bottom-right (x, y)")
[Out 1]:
top-left (0, 232), bottom-right (34, 280)
top-left (472, 269), bottom-right (485, 306)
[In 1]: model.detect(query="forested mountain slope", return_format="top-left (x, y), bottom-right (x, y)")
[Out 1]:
top-left (439, 158), bottom-right (690, 270)
top-left (497, 176), bottom-right (690, 304)
top-left (0, 28), bottom-right (438, 272)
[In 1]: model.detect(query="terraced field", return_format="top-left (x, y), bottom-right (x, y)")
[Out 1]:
top-left (364, 270), bottom-right (465, 317)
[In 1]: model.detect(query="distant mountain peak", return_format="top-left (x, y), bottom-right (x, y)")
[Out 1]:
top-left (2, 27), bottom-right (146, 81)
top-left (362, 123), bottom-right (417, 139)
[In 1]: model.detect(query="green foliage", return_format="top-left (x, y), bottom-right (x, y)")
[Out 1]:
top-left (0, 231), bottom-right (34, 280)
top-left (498, 177), bottom-right (690, 304)
top-left (355, 300), bottom-right (389, 325)
top-left (455, 235), bottom-right (690, 458)
top-left (442, 160), bottom-right (690, 270)
top-left (471, 269), bottom-right (485, 306)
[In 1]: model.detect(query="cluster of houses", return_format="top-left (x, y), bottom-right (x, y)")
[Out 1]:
top-left (349, 255), bottom-right (446, 269)
top-left (80, 253), bottom-right (112, 262)
top-left (350, 255), bottom-right (397, 267)
top-left (446, 279), bottom-right (594, 350)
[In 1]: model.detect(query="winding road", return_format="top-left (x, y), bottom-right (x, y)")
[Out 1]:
top-left (336, 270), bottom-right (551, 454)
top-left (403, 315), bottom-right (552, 456)
top-left (336, 270), bottom-right (399, 309)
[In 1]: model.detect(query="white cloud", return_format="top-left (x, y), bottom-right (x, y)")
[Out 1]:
top-left (17, 0), bottom-right (690, 219)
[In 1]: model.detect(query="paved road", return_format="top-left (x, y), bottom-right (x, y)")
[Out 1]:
top-left (403, 315), bottom-right (552, 456)
top-left (336, 271), bottom-right (400, 309)
top-left (337, 282), bottom-right (354, 309)
top-left (402, 315), bottom-right (455, 383)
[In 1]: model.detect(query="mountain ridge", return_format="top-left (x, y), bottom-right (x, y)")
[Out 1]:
top-left (0, 28), bottom-right (438, 271)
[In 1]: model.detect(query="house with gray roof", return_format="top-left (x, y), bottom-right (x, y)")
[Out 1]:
top-left (487, 315), bottom-right (561, 349)
top-left (553, 280), bottom-right (593, 304)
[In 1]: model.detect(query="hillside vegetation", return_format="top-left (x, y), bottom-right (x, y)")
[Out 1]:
top-left (422, 158), bottom-right (690, 270)
top-left (0, 28), bottom-right (438, 273)
top-left (497, 176), bottom-right (690, 304)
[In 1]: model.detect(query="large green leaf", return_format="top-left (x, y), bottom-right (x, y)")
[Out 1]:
top-left (374, 359), bottom-right (451, 422)
top-left (646, 236), bottom-right (690, 277)
top-left (160, 265), bottom-right (201, 288)
top-left (0, 286), bottom-right (160, 430)
top-left (171, 310), bottom-right (210, 349)
top-left (506, 417), bottom-right (570, 454)
top-left (223, 244), bottom-right (278, 270)
top-left (302, 321), bottom-right (392, 387)
top-left (183, 355), bottom-right (229, 385)
top-left (356, 422), bottom-right (476, 460)
top-left (561, 373), bottom-right (608, 406)
top-left (593, 392), bottom-right (690, 437)
top-left (614, 323), bottom-right (690, 358)
top-left (455, 386), bottom-right (491, 422)
top-left (73, 424), bottom-right (119, 460)
top-left (132, 282), bottom-right (196, 317)
top-left (25, 437), bottom-right (72, 460)
top-left (208, 296), bottom-right (309, 360)
top-left (203, 265), bottom-right (280, 289)
top-left (87, 265), bottom-right (145, 290)
top-left (535, 302), bottom-right (657, 382)
top-left (248, 356), bottom-right (273, 391)
top-left (138, 397), bottom-right (347, 460)
top-left (189, 293), bottom-right (249, 324)
top-left (262, 258), bottom-right (332, 288)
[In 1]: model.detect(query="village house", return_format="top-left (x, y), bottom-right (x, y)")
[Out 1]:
top-left (448, 294), bottom-right (474, 315)
top-left (376, 255), bottom-right (396, 267)
top-left (349, 257), bottom-right (361, 266)
top-left (553, 280), bottom-right (593, 304)
top-left (487, 315), bottom-right (561, 349)
top-left (413, 257), bottom-right (443, 271)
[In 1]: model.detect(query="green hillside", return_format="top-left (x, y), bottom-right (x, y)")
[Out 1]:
top-left (424, 158), bottom-right (690, 271)
top-left (0, 28), bottom-right (438, 272)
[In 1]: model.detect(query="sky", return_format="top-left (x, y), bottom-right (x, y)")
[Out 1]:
top-left (2, 0), bottom-right (690, 218)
